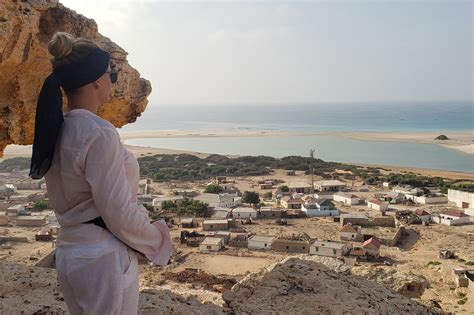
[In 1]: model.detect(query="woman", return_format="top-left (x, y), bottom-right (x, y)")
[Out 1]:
top-left (29, 32), bottom-right (172, 314)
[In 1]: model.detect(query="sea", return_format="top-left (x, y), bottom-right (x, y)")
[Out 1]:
top-left (121, 102), bottom-right (474, 173)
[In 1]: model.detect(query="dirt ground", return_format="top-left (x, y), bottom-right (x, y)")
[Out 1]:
top-left (1, 165), bottom-right (473, 313)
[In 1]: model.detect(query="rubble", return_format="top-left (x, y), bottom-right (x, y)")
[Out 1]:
top-left (162, 268), bottom-right (237, 292)
top-left (439, 249), bottom-right (455, 259)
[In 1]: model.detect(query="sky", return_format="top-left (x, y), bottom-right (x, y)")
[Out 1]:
top-left (61, 0), bottom-right (473, 107)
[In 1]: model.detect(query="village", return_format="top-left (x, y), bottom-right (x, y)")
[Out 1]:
top-left (1, 165), bottom-right (474, 312)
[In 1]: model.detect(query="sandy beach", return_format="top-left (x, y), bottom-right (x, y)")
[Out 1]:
top-left (119, 130), bottom-right (473, 155)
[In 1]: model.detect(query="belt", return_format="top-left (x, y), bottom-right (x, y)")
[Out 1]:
top-left (82, 216), bottom-right (143, 256)
top-left (83, 216), bottom-right (108, 230)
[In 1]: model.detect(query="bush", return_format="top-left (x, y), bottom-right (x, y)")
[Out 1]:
top-left (242, 191), bottom-right (260, 206)
top-left (0, 157), bottom-right (31, 171)
top-left (32, 201), bottom-right (48, 211)
top-left (204, 184), bottom-right (222, 194)
top-left (279, 185), bottom-right (289, 192)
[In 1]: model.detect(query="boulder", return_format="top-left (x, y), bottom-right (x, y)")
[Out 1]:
top-left (0, 0), bottom-right (152, 156)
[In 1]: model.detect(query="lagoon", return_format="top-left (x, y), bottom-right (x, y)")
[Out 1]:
top-left (125, 135), bottom-right (473, 173)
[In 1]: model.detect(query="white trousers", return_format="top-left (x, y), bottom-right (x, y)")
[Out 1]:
top-left (56, 235), bottom-right (139, 315)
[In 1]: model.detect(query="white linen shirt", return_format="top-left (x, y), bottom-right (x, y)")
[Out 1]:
top-left (45, 108), bottom-right (171, 265)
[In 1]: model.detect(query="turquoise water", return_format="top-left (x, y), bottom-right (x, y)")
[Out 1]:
top-left (120, 102), bottom-right (473, 132)
top-left (125, 135), bottom-right (473, 173)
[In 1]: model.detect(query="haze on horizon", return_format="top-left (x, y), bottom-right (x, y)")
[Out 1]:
top-left (61, 0), bottom-right (473, 107)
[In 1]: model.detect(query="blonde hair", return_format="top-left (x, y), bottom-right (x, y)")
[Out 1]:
top-left (48, 32), bottom-right (100, 69)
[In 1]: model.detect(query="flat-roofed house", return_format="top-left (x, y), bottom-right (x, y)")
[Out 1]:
top-left (199, 237), bottom-right (224, 252)
top-left (288, 181), bottom-right (313, 194)
top-left (333, 192), bottom-right (360, 205)
top-left (232, 207), bottom-right (257, 219)
top-left (181, 218), bottom-right (195, 228)
top-left (15, 215), bottom-right (47, 227)
top-left (257, 207), bottom-right (282, 219)
top-left (301, 199), bottom-right (339, 217)
top-left (314, 180), bottom-right (346, 192)
top-left (367, 199), bottom-right (389, 212)
top-left (309, 240), bottom-right (352, 257)
top-left (448, 189), bottom-right (474, 216)
top-left (280, 196), bottom-right (304, 209)
top-left (6, 204), bottom-right (25, 216)
top-left (271, 233), bottom-right (311, 253)
top-left (248, 235), bottom-right (275, 250)
top-left (202, 219), bottom-right (229, 231)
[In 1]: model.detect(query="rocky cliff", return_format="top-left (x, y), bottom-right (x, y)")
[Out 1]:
top-left (0, 0), bottom-right (152, 156)
top-left (0, 257), bottom-right (438, 314)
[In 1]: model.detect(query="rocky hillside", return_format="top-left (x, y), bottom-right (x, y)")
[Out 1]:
top-left (223, 256), bottom-right (436, 314)
top-left (0, 0), bottom-right (152, 156)
top-left (0, 257), bottom-right (438, 314)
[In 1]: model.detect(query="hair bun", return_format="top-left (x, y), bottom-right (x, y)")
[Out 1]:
top-left (48, 32), bottom-right (75, 59)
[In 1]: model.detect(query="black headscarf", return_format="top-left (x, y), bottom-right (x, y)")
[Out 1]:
top-left (29, 48), bottom-right (111, 179)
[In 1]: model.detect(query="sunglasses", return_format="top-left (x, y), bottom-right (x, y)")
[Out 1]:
top-left (105, 70), bottom-right (118, 83)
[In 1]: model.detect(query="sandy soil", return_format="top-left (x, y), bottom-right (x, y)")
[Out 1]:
top-left (119, 129), bottom-right (474, 155)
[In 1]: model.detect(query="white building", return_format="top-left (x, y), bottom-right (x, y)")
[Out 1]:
top-left (232, 207), bottom-right (257, 219)
top-left (314, 180), bottom-right (346, 192)
top-left (448, 189), bottom-right (474, 216)
top-left (367, 199), bottom-right (389, 212)
top-left (309, 240), bottom-right (352, 257)
top-left (248, 235), bottom-right (275, 250)
top-left (301, 199), bottom-right (339, 217)
top-left (406, 194), bottom-right (448, 205)
top-left (415, 209), bottom-right (431, 222)
top-left (433, 209), bottom-right (470, 226)
top-left (194, 193), bottom-right (237, 208)
top-left (340, 224), bottom-right (363, 241)
top-left (333, 192), bottom-right (360, 205)
top-left (199, 237), bottom-right (224, 252)
top-left (6, 204), bottom-right (25, 216)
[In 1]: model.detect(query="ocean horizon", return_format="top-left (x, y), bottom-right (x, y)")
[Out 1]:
top-left (120, 101), bottom-right (473, 133)
top-left (122, 102), bottom-right (473, 173)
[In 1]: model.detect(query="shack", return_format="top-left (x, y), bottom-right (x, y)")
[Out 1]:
top-left (310, 240), bottom-right (352, 257)
top-left (202, 219), bottom-right (229, 231)
top-left (271, 233), bottom-right (311, 253)
top-left (248, 235), bottom-right (275, 250)
top-left (199, 237), bottom-right (224, 252)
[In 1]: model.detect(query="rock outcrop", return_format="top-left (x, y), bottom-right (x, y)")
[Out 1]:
top-left (352, 265), bottom-right (430, 298)
top-left (223, 257), bottom-right (436, 314)
top-left (0, 257), bottom-right (438, 314)
top-left (435, 135), bottom-right (449, 140)
top-left (0, 0), bottom-right (152, 156)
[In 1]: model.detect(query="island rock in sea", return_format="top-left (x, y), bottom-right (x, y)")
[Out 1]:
top-left (0, 0), bottom-right (152, 156)
top-left (435, 135), bottom-right (449, 140)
